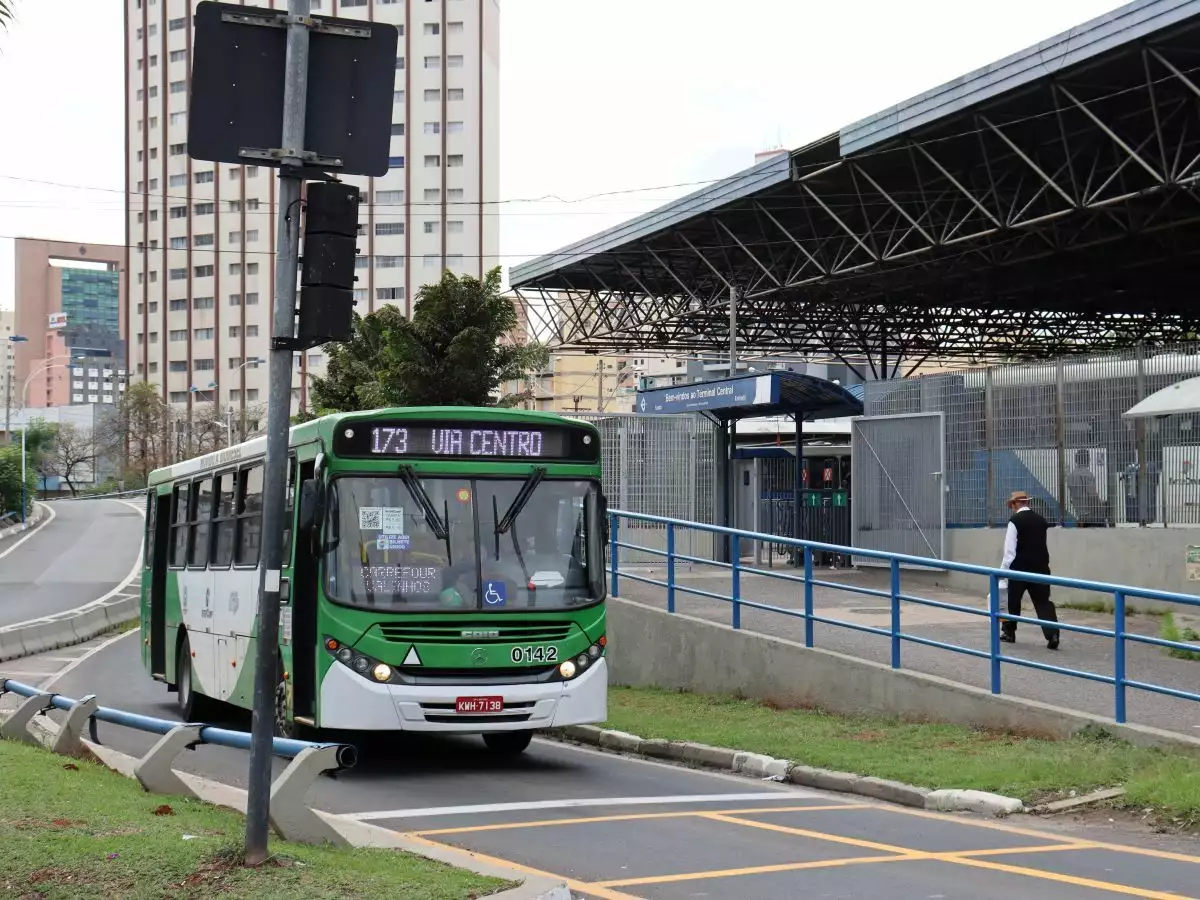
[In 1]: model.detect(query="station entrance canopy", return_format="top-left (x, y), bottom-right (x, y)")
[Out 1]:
top-left (635, 371), bottom-right (863, 421)
top-left (633, 371), bottom-right (862, 558)
top-left (511, 0), bottom-right (1200, 376)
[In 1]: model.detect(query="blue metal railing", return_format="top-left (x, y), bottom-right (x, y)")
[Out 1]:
top-left (0, 678), bottom-right (357, 768)
top-left (607, 510), bottom-right (1200, 725)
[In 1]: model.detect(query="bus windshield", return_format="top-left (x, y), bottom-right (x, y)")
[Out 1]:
top-left (324, 476), bottom-right (605, 612)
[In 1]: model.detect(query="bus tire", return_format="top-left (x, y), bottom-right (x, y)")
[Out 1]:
top-left (176, 634), bottom-right (217, 722)
top-left (482, 730), bottom-right (533, 756)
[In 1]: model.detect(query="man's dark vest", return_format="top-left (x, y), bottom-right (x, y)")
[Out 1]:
top-left (1010, 508), bottom-right (1050, 574)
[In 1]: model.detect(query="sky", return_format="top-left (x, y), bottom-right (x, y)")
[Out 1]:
top-left (0, 0), bottom-right (1129, 311)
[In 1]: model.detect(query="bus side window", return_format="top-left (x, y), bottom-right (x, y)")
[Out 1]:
top-left (170, 484), bottom-right (190, 568)
top-left (188, 478), bottom-right (214, 568)
top-left (237, 465), bottom-right (264, 566)
top-left (145, 489), bottom-right (156, 568)
top-left (212, 472), bottom-right (237, 567)
top-left (280, 457), bottom-right (297, 564)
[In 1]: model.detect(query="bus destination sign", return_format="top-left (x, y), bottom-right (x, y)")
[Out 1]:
top-left (335, 421), bottom-right (596, 461)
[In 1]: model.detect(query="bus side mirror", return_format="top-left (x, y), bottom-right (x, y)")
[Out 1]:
top-left (298, 479), bottom-right (325, 535)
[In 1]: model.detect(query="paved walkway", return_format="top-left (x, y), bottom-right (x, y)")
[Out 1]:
top-left (616, 561), bottom-right (1200, 736)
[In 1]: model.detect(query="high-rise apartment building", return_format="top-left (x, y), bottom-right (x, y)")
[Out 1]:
top-left (124, 0), bottom-right (499, 425)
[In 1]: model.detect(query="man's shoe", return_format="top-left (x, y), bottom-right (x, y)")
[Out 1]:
top-left (1047, 638), bottom-right (1060, 650)
top-left (1000, 633), bottom-right (1015, 644)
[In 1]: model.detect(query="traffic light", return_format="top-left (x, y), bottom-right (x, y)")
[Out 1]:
top-left (296, 181), bottom-right (361, 346)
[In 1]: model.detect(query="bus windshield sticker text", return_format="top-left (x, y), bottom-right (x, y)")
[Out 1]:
top-left (381, 507), bottom-right (405, 534)
top-left (370, 426), bottom-right (548, 458)
top-left (362, 565), bottom-right (441, 595)
top-left (511, 645), bottom-right (558, 663)
top-left (375, 534), bottom-right (411, 551)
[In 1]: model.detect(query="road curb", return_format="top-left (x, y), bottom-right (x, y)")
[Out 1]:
top-left (13, 713), bottom-right (567, 900)
top-left (0, 502), bottom-right (48, 544)
top-left (550, 724), bottom-right (1026, 817)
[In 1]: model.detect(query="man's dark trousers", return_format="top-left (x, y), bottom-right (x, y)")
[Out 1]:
top-left (1004, 578), bottom-right (1060, 643)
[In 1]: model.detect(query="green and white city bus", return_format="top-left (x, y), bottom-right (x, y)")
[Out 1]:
top-left (139, 407), bottom-right (609, 754)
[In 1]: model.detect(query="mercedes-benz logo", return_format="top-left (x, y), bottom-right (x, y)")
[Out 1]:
top-left (471, 648), bottom-right (487, 666)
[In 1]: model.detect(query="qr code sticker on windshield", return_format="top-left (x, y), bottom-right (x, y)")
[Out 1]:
top-left (358, 507), bottom-right (383, 531)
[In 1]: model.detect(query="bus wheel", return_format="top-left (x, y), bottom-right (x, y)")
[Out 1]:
top-left (176, 636), bottom-right (216, 721)
top-left (482, 730), bottom-right (533, 756)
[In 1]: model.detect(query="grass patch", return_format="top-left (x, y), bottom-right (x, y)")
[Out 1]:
top-left (1059, 600), bottom-right (1161, 616)
top-left (604, 686), bottom-right (1200, 827)
top-left (1160, 612), bottom-right (1200, 661)
top-left (0, 740), bottom-right (510, 899)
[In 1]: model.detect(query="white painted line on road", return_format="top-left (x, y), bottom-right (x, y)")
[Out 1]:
top-left (0, 503), bottom-right (57, 562)
top-left (342, 792), bottom-right (828, 822)
top-left (40, 628), bottom-right (138, 693)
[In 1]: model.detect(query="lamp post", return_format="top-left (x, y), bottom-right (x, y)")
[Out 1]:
top-left (230, 357), bottom-right (265, 445)
top-left (4, 335), bottom-right (29, 446)
top-left (16, 356), bottom-right (78, 526)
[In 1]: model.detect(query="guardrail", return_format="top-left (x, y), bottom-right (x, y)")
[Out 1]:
top-left (0, 677), bottom-right (356, 845)
top-left (48, 489), bottom-right (147, 502)
top-left (607, 510), bottom-right (1200, 726)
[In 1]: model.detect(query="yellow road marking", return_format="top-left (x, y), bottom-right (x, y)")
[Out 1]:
top-left (945, 855), bottom-right (1197, 899)
top-left (701, 811), bottom-right (920, 855)
top-left (945, 842), bottom-right (1101, 858)
top-left (402, 833), bottom-right (642, 900)
top-left (595, 854), bottom-right (922, 888)
top-left (871, 804), bottom-right (1200, 865)
top-left (406, 802), bottom-right (1198, 897)
top-left (411, 803), bottom-right (870, 837)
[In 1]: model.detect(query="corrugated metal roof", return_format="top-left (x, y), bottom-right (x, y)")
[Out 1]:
top-left (509, 142), bottom-right (806, 287)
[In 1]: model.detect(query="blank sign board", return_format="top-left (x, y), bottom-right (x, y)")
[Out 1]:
top-left (188, 1), bottom-right (398, 177)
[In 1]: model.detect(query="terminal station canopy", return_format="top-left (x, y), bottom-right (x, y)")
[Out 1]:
top-left (511, 0), bottom-right (1200, 377)
top-left (635, 370), bottom-right (863, 422)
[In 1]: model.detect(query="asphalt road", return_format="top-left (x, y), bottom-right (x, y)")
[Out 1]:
top-left (11, 632), bottom-right (1200, 900)
top-left (0, 499), bottom-right (143, 626)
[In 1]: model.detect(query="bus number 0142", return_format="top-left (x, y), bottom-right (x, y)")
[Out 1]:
top-left (511, 646), bottom-right (558, 663)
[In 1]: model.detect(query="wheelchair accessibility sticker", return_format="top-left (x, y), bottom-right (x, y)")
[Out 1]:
top-left (483, 581), bottom-right (507, 607)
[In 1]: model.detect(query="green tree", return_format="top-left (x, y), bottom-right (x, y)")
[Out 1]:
top-left (0, 2), bottom-right (14, 33)
top-left (0, 445), bottom-right (39, 517)
top-left (309, 267), bottom-right (548, 412)
top-left (97, 382), bottom-right (174, 480)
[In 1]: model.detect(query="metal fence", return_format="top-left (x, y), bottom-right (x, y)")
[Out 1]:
top-left (608, 509), bottom-right (1200, 726)
top-left (863, 343), bottom-right (1200, 527)
top-left (571, 412), bottom-right (720, 563)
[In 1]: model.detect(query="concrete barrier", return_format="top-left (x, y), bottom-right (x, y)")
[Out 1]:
top-left (0, 595), bottom-right (139, 664)
top-left (607, 597), bottom-right (1200, 753)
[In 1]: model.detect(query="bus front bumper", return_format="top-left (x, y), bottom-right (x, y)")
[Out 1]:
top-left (317, 657), bottom-right (608, 732)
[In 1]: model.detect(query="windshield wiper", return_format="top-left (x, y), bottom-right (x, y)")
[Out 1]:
top-left (495, 467), bottom-right (546, 535)
top-left (398, 465), bottom-right (449, 540)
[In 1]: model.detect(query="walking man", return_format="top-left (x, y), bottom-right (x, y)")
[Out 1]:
top-left (999, 490), bottom-right (1061, 649)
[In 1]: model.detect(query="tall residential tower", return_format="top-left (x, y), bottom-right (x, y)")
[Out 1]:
top-left (125, 0), bottom-right (499, 428)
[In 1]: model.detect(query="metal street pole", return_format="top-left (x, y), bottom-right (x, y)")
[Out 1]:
top-left (729, 284), bottom-right (739, 376)
top-left (245, 0), bottom-right (310, 866)
top-left (20, 421), bottom-right (26, 525)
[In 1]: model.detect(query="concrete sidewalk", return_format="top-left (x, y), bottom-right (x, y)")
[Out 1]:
top-left (615, 562), bottom-right (1200, 737)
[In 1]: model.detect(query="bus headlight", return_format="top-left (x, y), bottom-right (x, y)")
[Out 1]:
top-left (353, 656), bottom-right (370, 674)
top-left (576, 654), bottom-right (589, 669)
top-left (372, 663), bottom-right (392, 683)
top-left (558, 660), bottom-right (577, 679)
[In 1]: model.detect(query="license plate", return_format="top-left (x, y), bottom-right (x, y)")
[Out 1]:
top-left (456, 696), bottom-right (503, 714)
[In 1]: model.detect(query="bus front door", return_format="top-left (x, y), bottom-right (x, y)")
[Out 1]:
top-left (150, 492), bottom-right (172, 677)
